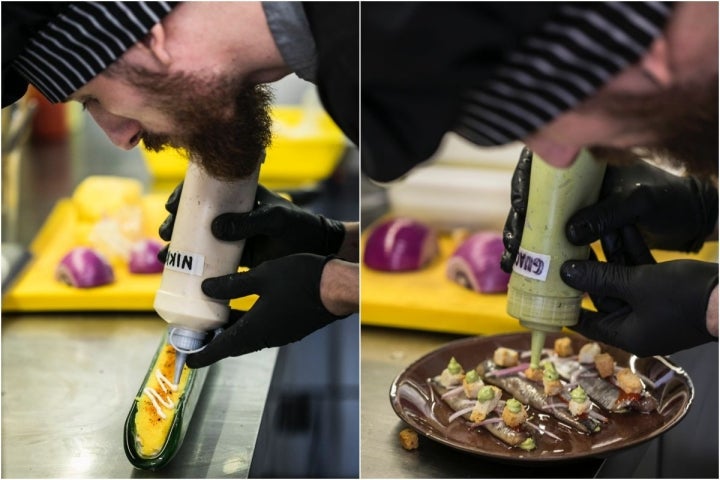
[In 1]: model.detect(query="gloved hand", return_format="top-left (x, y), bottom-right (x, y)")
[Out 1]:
top-left (158, 182), bottom-right (346, 267)
top-left (565, 160), bottom-right (718, 253)
top-left (501, 148), bottom-right (718, 273)
top-left (500, 147), bottom-right (532, 272)
top-left (186, 253), bottom-right (346, 367)
top-left (561, 251), bottom-right (718, 357)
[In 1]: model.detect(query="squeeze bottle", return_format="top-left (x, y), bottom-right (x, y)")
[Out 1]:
top-left (506, 149), bottom-right (606, 368)
top-left (153, 160), bottom-right (260, 384)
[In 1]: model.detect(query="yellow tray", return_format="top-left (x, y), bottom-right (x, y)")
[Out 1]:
top-left (2, 194), bottom-right (257, 313)
top-left (141, 107), bottom-right (347, 191)
top-left (360, 219), bottom-right (718, 336)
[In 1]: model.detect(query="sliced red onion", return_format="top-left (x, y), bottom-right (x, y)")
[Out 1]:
top-left (448, 405), bottom-right (476, 423)
top-left (364, 218), bottom-right (438, 271)
top-left (441, 385), bottom-right (465, 400)
top-left (470, 417), bottom-right (505, 427)
top-left (446, 232), bottom-right (510, 293)
top-left (485, 362), bottom-right (531, 378)
top-left (128, 239), bottom-right (165, 274)
top-left (56, 247), bottom-right (115, 288)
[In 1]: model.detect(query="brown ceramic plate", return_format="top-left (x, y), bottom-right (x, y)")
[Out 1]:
top-left (389, 332), bottom-right (693, 462)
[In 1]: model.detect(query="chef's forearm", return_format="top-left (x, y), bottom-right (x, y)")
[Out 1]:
top-left (320, 258), bottom-right (359, 317)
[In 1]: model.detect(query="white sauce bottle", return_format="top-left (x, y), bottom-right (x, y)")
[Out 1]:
top-left (153, 159), bottom-right (260, 384)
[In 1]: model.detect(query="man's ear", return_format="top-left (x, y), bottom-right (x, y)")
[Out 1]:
top-left (640, 37), bottom-right (672, 87)
top-left (142, 23), bottom-right (172, 66)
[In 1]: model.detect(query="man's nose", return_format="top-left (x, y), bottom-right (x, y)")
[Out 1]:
top-left (86, 105), bottom-right (142, 150)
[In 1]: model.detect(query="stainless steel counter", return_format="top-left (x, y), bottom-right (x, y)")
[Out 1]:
top-left (1, 313), bottom-right (277, 478)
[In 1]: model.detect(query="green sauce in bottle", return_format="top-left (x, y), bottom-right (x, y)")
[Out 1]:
top-left (506, 149), bottom-right (606, 367)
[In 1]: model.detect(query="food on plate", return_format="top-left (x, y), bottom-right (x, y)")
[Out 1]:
top-left (133, 343), bottom-right (191, 458)
top-left (523, 366), bottom-right (543, 382)
top-left (470, 385), bottom-right (502, 423)
top-left (568, 386), bottom-right (592, 417)
top-left (501, 398), bottom-right (528, 427)
top-left (438, 378), bottom-right (536, 450)
top-left (363, 217), bottom-right (438, 272)
top-left (399, 428), bottom-right (419, 450)
top-left (462, 369), bottom-right (484, 399)
top-left (129, 239), bottom-right (165, 274)
top-left (616, 368), bottom-right (643, 395)
top-left (553, 337), bottom-right (574, 357)
top-left (554, 355), bottom-right (658, 413)
top-left (446, 232), bottom-right (510, 293)
top-left (56, 247), bottom-right (115, 288)
top-left (578, 342), bottom-right (602, 364)
top-left (542, 361), bottom-right (563, 396)
top-left (594, 352), bottom-right (615, 379)
top-left (479, 359), bottom-right (602, 434)
top-left (439, 356), bottom-right (465, 388)
top-left (431, 338), bottom-right (667, 453)
top-left (492, 347), bottom-right (519, 368)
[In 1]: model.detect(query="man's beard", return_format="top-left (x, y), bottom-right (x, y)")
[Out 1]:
top-left (107, 62), bottom-right (273, 179)
top-left (585, 74), bottom-right (718, 179)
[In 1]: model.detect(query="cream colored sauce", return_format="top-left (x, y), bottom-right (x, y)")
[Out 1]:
top-left (142, 369), bottom-right (178, 419)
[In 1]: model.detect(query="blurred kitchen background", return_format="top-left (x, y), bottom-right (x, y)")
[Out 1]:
top-left (2, 75), bottom-right (358, 478)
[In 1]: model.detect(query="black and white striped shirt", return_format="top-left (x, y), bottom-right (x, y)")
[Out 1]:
top-left (455, 2), bottom-right (673, 146)
top-left (8, 2), bottom-right (175, 104)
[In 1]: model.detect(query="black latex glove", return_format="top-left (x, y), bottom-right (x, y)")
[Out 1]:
top-left (562, 250), bottom-right (718, 357)
top-left (566, 160), bottom-right (718, 253)
top-left (500, 147), bottom-right (532, 272)
top-left (501, 149), bottom-right (718, 273)
top-left (158, 182), bottom-right (346, 268)
top-left (186, 253), bottom-right (345, 367)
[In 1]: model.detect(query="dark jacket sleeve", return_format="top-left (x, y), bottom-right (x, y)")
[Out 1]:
top-left (302, 2), bottom-right (359, 148)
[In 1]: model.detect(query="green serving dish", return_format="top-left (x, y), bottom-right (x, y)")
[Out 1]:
top-left (123, 333), bottom-right (209, 470)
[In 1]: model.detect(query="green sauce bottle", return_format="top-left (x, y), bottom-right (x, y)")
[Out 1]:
top-left (506, 149), bottom-right (606, 368)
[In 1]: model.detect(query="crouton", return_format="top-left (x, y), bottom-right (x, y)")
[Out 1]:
top-left (594, 352), bottom-right (615, 378)
top-left (553, 337), bottom-right (574, 357)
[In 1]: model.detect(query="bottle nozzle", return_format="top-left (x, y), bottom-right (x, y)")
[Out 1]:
top-left (174, 351), bottom-right (188, 385)
top-left (167, 326), bottom-right (207, 385)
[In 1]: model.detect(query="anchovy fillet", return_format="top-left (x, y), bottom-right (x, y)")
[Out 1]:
top-left (479, 360), bottom-right (601, 434)
top-left (432, 379), bottom-right (530, 447)
top-left (554, 358), bottom-right (657, 413)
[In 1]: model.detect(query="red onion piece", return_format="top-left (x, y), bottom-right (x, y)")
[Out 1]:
top-left (470, 417), bottom-right (505, 428)
top-left (128, 239), bottom-right (164, 274)
top-left (56, 247), bottom-right (115, 288)
top-left (363, 218), bottom-right (438, 271)
top-left (485, 362), bottom-right (530, 378)
top-left (448, 405), bottom-right (476, 423)
top-left (441, 385), bottom-right (465, 400)
top-left (446, 232), bottom-right (510, 293)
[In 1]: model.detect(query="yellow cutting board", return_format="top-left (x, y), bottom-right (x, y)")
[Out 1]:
top-left (360, 217), bottom-right (718, 336)
top-left (2, 192), bottom-right (257, 313)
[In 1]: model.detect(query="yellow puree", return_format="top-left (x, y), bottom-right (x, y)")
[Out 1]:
top-left (134, 344), bottom-right (190, 458)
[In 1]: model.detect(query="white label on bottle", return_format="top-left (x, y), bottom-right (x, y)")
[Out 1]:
top-left (164, 250), bottom-right (205, 276)
top-left (512, 247), bottom-right (551, 281)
